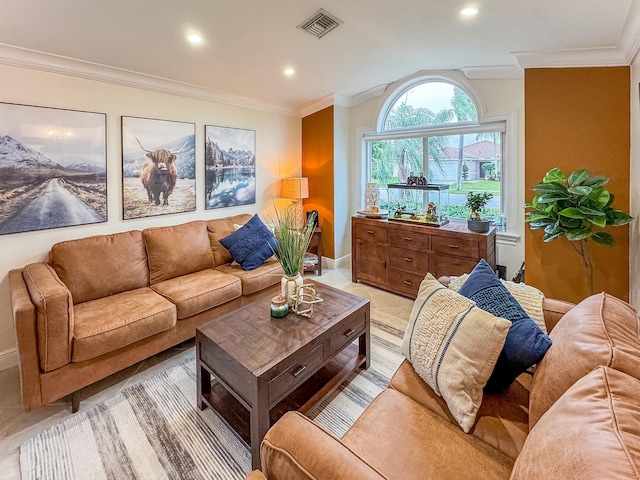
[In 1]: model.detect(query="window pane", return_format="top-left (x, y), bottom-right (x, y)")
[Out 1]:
top-left (384, 82), bottom-right (478, 130)
top-left (369, 131), bottom-right (501, 222)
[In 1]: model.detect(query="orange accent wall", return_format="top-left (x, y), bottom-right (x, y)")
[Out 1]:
top-left (302, 106), bottom-right (335, 258)
top-left (524, 67), bottom-right (630, 303)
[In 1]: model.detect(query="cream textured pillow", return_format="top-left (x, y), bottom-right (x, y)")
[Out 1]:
top-left (401, 273), bottom-right (512, 432)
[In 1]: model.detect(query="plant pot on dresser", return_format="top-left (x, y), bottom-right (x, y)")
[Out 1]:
top-left (351, 215), bottom-right (496, 298)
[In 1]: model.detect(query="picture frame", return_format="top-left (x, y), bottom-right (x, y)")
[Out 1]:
top-left (122, 116), bottom-right (196, 220)
top-left (204, 125), bottom-right (256, 209)
top-left (0, 102), bottom-right (107, 235)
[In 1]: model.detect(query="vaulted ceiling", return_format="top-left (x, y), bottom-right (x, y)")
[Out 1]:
top-left (0, 1), bottom-right (638, 115)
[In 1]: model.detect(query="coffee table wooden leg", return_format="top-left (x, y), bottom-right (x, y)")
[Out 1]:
top-left (196, 355), bottom-right (211, 410)
top-left (250, 381), bottom-right (270, 470)
top-left (360, 311), bottom-right (371, 369)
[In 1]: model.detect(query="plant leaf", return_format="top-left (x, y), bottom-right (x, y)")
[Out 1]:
top-left (537, 194), bottom-right (568, 203)
top-left (529, 219), bottom-right (553, 229)
top-left (577, 206), bottom-right (605, 216)
top-left (606, 209), bottom-right (633, 226)
top-left (565, 228), bottom-right (592, 241)
top-left (559, 217), bottom-right (583, 229)
top-left (586, 215), bottom-right (606, 228)
top-left (543, 231), bottom-right (564, 242)
top-left (559, 207), bottom-right (585, 219)
top-left (568, 169), bottom-right (589, 187)
top-left (531, 183), bottom-right (567, 194)
top-left (592, 232), bottom-right (615, 246)
top-left (567, 186), bottom-right (592, 196)
top-left (543, 168), bottom-right (566, 184)
top-left (583, 175), bottom-right (609, 188)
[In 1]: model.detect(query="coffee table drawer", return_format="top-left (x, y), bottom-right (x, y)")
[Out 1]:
top-left (329, 315), bottom-right (366, 355)
top-left (269, 344), bottom-right (324, 403)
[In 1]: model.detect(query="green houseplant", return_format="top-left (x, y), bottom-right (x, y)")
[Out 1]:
top-left (465, 191), bottom-right (494, 233)
top-left (524, 167), bottom-right (632, 296)
top-left (271, 206), bottom-right (317, 304)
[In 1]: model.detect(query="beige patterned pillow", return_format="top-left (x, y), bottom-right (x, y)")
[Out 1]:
top-left (401, 273), bottom-right (512, 432)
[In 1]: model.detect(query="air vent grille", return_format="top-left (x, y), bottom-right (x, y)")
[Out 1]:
top-left (297, 9), bottom-right (342, 39)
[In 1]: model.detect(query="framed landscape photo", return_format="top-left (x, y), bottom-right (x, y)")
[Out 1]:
top-left (204, 125), bottom-right (256, 209)
top-left (122, 116), bottom-right (196, 220)
top-left (0, 102), bottom-right (107, 235)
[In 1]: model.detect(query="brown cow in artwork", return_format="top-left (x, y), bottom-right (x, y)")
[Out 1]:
top-left (136, 138), bottom-right (187, 206)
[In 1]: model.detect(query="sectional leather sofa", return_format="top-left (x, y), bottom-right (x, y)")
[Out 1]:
top-left (9, 214), bottom-right (282, 412)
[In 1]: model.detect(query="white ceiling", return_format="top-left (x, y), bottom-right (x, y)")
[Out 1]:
top-left (0, 0), bottom-right (638, 115)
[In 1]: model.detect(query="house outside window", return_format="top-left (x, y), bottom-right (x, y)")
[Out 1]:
top-left (363, 72), bottom-right (513, 232)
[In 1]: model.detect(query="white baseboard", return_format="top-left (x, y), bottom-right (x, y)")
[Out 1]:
top-left (319, 254), bottom-right (351, 271)
top-left (0, 347), bottom-right (18, 371)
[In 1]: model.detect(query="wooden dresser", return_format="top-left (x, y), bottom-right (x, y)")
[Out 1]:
top-left (351, 216), bottom-right (496, 298)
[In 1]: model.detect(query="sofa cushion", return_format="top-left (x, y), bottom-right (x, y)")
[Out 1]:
top-left (72, 287), bottom-right (176, 363)
top-left (342, 389), bottom-right (513, 480)
top-left (529, 292), bottom-right (640, 428)
top-left (219, 214), bottom-right (278, 271)
top-left (206, 214), bottom-right (252, 266)
top-left (401, 273), bottom-right (511, 433)
top-left (457, 260), bottom-right (552, 392)
top-left (215, 259), bottom-right (283, 295)
top-left (144, 221), bottom-right (213, 284)
top-left (512, 366), bottom-right (640, 480)
top-left (50, 230), bottom-right (149, 304)
top-left (151, 269), bottom-right (241, 319)
top-left (389, 359), bottom-right (530, 460)
top-left (23, 263), bottom-right (74, 373)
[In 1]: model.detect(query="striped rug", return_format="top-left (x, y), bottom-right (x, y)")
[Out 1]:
top-left (20, 310), bottom-right (407, 480)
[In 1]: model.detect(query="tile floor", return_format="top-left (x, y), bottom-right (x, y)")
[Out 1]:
top-left (0, 266), bottom-right (414, 479)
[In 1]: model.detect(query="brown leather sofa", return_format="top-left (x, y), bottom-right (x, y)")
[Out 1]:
top-left (247, 292), bottom-right (640, 479)
top-left (9, 214), bottom-right (283, 412)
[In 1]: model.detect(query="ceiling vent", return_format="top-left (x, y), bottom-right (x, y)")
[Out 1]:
top-left (297, 9), bottom-right (342, 39)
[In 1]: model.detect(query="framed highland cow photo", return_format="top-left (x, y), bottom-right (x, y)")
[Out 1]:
top-left (0, 102), bottom-right (107, 235)
top-left (122, 116), bottom-right (196, 220)
top-left (204, 125), bottom-right (256, 209)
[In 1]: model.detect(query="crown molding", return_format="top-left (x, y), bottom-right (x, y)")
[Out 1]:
top-left (513, 46), bottom-right (629, 69)
top-left (461, 65), bottom-right (523, 79)
top-left (0, 43), bottom-right (297, 117)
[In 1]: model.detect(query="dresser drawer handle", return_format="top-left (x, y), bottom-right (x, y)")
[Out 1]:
top-left (367, 230), bottom-right (375, 234)
top-left (292, 365), bottom-right (307, 377)
top-left (404, 236), bottom-right (412, 241)
top-left (344, 328), bottom-right (355, 337)
top-left (404, 257), bottom-right (413, 262)
top-left (448, 244), bottom-right (460, 249)
top-left (404, 280), bottom-right (413, 285)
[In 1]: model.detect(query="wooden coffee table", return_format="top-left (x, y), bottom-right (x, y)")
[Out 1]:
top-left (196, 281), bottom-right (370, 469)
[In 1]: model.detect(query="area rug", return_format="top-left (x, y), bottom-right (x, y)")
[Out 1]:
top-left (20, 310), bottom-right (407, 480)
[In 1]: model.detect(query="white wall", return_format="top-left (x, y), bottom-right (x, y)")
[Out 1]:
top-left (346, 75), bottom-right (525, 279)
top-left (0, 64), bottom-right (301, 367)
top-left (630, 57), bottom-right (640, 309)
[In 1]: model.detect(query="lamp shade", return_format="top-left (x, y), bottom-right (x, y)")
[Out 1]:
top-left (280, 177), bottom-right (309, 199)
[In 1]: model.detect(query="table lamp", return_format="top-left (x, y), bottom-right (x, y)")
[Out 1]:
top-left (280, 177), bottom-right (309, 229)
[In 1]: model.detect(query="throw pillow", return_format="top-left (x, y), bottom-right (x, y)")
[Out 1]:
top-left (219, 214), bottom-right (278, 271)
top-left (401, 273), bottom-right (511, 433)
top-left (458, 259), bottom-right (552, 392)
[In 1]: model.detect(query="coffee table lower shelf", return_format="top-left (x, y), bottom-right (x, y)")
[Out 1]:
top-left (199, 343), bottom-right (366, 447)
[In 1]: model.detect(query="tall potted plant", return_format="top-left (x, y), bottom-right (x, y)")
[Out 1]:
top-left (466, 191), bottom-right (494, 233)
top-left (524, 167), bottom-right (632, 296)
top-left (271, 206), bottom-right (317, 305)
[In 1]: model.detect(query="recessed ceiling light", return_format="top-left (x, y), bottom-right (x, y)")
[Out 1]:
top-left (460, 6), bottom-right (479, 16)
top-left (284, 68), bottom-right (295, 77)
top-left (187, 33), bottom-right (203, 44)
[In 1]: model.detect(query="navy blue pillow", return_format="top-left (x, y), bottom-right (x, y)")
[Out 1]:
top-left (219, 214), bottom-right (278, 271)
top-left (458, 259), bottom-right (552, 392)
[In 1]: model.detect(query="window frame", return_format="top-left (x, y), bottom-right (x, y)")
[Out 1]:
top-left (359, 71), bottom-right (518, 243)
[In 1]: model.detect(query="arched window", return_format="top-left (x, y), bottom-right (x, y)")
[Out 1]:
top-left (362, 71), bottom-right (512, 233)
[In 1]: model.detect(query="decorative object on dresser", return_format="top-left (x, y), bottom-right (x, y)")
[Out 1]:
top-left (465, 191), bottom-right (494, 233)
top-left (387, 182), bottom-right (449, 226)
top-left (352, 216), bottom-right (496, 298)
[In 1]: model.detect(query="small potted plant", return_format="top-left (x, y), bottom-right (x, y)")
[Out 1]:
top-left (466, 191), bottom-right (493, 233)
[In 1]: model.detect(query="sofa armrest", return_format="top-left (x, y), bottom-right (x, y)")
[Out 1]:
top-left (542, 297), bottom-right (574, 332)
top-left (259, 411), bottom-right (387, 480)
top-left (245, 471), bottom-right (267, 480)
top-left (21, 263), bottom-right (74, 374)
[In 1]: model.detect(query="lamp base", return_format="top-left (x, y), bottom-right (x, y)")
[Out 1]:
top-left (287, 201), bottom-right (305, 229)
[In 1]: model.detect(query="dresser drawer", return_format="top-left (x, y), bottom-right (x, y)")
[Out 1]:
top-left (389, 229), bottom-right (430, 250)
top-left (329, 315), bottom-right (366, 356)
top-left (430, 254), bottom-right (479, 278)
top-left (389, 269), bottom-right (424, 297)
top-left (355, 223), bottom-right (388, 243)
top-left (269, 344), bottom-right (324, 404)
top-left (388, 246), bottom-right (429, 274)
top-left (431, 235), bottom-right (480, 259)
